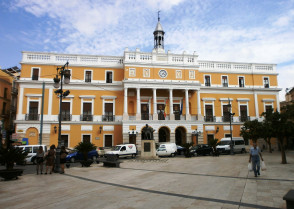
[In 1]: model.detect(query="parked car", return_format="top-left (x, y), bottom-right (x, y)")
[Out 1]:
top-left (97, 147), bottom-right (113, 157)
top-left (176, 145), bottom-right (186, 155)
top-left (216, 137), bottom-right (245, 154)
top-left (156, 147), bottom-right (175, 157)
top-left (190, 144), bottom-right (213, 156)
top-left (66, 149), bottom-right (98, 163)
top-left (106, 144), bottom-right (137, 159)
top-left (18, 145), bottom-right (47, 164)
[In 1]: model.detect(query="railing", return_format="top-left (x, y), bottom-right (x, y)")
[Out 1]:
top-left (239, 116), bottom-right (250, 122)
top-left (80, 114), bottom-right (93, 121)
top-left (264, 84), bottom-right (269, 88)
top-left (205, 82), bottom-right (211, 87)
top-left (85, 78), bottom-right (91, 83)
top-left (102, 115), bottom-right (115, 122)
top-left (32, 75), bottom-right (38, 80)
top-left (174, 113), bottom-right (181, 120)
top-left (222, 115), bottom-right (232, 122)
top-left (141, 113), bottom-right (152, 120)
top-left (61, 113), bottom-right (72, 121)
top-left (239, 84), bottom-right (245, 88)
top-left (128, 114), bottom-right (136, 120)
top-left (25, 113), bottom-right (40, 121)
top-left (158, 112), bottom-right (165, 120)
top-left (222, 83), bottom-right (228, 87)
top-left (204, 116), bottom-right (216, 122)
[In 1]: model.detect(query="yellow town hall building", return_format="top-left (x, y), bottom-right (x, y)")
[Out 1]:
top-left (15, 19), bottom-right (281, 150)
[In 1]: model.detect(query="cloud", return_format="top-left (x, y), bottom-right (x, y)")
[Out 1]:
top-left (278, 64), bottom-right (294, 101)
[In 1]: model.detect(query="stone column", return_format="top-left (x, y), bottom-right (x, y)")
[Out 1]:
top-left (197, 90), bottom-right (203, 121)
top-left (136, 88), bottom-right (141, 120)
top-left (123, 87), bottom-right (128, 120)
top-left (153, 88), bottom-right (158, 120)
top-left (185, 89), bottom-right (191, 120)
top-left (254, 92), bottom-right (259, 119)
top-left (169, 89), bottom-right (174, 120)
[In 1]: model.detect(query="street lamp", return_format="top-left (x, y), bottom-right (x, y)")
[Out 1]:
top-left (228, 99), bottom-right (235, 155)
top-left (53, 61), bottom-right (71, 173)
top-left (192, 129), bottom-right (201, 145)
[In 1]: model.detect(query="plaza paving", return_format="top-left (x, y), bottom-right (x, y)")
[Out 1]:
top-left (1, 151), bottom-right (294, 209)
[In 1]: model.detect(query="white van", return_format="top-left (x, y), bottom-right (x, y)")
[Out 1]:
top-left (216, 137), bottom-right (245, 154)
top-left (18, 145), bottom-right (47, 164)
top-left (156, 143), bottom-right (177, 157)
top-left (106, 144), bottom-right (137, 158)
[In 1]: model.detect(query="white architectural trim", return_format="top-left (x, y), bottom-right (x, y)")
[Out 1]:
top-left (238, 76), bottom-right (245, 87)
top-left (219, 98), bottom-right (233, 101)
top-left (30, 67), bottom-right (41, 80)
top-left (81, 133), bottom-right (92, 143)
top-left (103, 134), bottom-right (114, 147)
top-left (84, 69), bottom-right (93, 82)
top-left (262, 99), bottom-right (275, 102)
top-left (79, 95), bottom-right (96, 99)
top-left (48, 88), bottom-right (53, 115)
top-left (202, 98), bottom-right (216, 101)
top-left (25, 94), bottom-right (42, 97)
top-left (101, 96), bottom-right (117, 99)
top-left (105, 70), bottom-right (114, 83)
top-left (237, 98), bottom-right (250, 102)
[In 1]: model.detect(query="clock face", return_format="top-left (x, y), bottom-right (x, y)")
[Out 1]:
top-left (158, 69), bottom-right (168, 78)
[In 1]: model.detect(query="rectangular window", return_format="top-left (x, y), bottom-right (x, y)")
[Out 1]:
top-left (225, 134), bottom-right (231, 138)
top-left (240, 105), bottom-right (248, 122)
top-left (103, 103), bottom-right (114, 121)
top-left (264, 77), bottom-right (269, 88)
top-left (27, 101), bottom-right (39, 120)
top-left (4, 88), bottom-right (8, 99)
top-left (141, 104), bottom-right (149, 120)
top-left (106, 71), bottom-right (113, 83)
top-left (173, 104), bottom-right (180, 120)
top-left (189, 70), bottom-right (195, 79)
top-left (205, 105), bottom-right (213, 122)
top-left (61, 135), bottom-right (69, 147)
top-left (129, 68), bottom-right (136, 77)
top-left (265, 105), bottom-right (273, 113)
top-left (222, 104), bottom-right (231, 122)
top-left (143, 69), bottom-right (150, 78)
top-left (82, 135), bottom-right (91, 143)
top-left (239, 77), bottom-right (245, 87)
top-left (85, 71), bottom-right (92, 83)
top-left (222, 76), bottom-right (228, 87)
top-left (61, 102), bottom-right (71, 121)
top-left (32, 68), bottom-right (39, 80)
top-left (176, 70), bottom-right (182, 79)
top-left (2, 102), bottom-right (6, 115)
top-left (82, 103), bottom-right (92, 121)
top-left (205, 76), bottom-right (211, 86)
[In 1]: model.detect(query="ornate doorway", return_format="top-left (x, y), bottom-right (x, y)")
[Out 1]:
top-left (175, 127), bottom-right (186, 145)
top-left (158, 127), bottom-right (170, 142)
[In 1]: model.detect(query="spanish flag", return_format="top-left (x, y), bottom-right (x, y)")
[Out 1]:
top-left (164, 102), bottom-right (167, 118)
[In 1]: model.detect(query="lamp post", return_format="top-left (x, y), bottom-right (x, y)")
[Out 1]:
top-left (192, 129), bottom-right (201, 145)
top-left (53, 61), bottom-right (71, 173)
top-left (228, 99), bottom-right (235, 155)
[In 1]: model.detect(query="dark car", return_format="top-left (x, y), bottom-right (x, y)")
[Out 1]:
top-left (177, 145), bottom-right (186, 155)
top-left (190, 144), bottom-right (213, 156)
top-left (66, 149), bottom-right (98, 163)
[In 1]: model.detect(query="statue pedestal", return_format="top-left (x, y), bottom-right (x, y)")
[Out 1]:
top-left (140, 140), bottom-right (158, 159)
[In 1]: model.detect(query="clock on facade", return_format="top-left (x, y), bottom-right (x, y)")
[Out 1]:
top-left (158, 69), bottom-right (168, 78)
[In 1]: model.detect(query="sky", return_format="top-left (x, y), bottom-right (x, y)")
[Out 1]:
top-left (0, 0), bottom-right (294, 101)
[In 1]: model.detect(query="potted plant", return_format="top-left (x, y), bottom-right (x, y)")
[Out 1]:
top-left (74, 141), bottom-right (97, 167)
top-left (0, 145), bottom-right (28, 180)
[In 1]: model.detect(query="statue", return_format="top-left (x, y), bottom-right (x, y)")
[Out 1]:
top-left (142, 124), bottom-right (154, 140)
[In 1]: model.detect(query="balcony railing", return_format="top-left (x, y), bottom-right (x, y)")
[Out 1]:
top-left (61, 113), bottom-right (72, 121)
top-left (174, 113), bottom-right (181, 120)
top-left (102, 115), bottom-right (115, 122)
top-left (222, 115), bottom-right (232, 122)
top-left (25, 113), bottom-right (40, 121)
top-left (129, 114), bottom-right (136, 120)
top-left (222, 83), bottom-right (228, 87)
top-left (158, 112), bottom-right (165, 120)
top-left (204, 115), bottom-right (216, 122)
top-left (205, 82), bottom-right (211, 87)
top-left (80, 114), bottom-right (93, 121)
top-left (141, 113), bottom-right (152, 120)
top-left (239, 116), bottom-right (250, 122)
top-left (32, 75), bottom-right (39, 80)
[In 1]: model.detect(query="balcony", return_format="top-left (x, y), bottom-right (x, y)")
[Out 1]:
top-left (222, 115), bottom-right (232, 122)
top-left (61, 113), bottom-right (72, 121)
top-left (158, 112), bottom-right (165, 120)
top-left (222, 83), bottom-right (228, 87)
top-left (141, 113), bottom-right (152, 120)
top-left (25, 113), bottom-right (39, 121)
top-left (80, 114), bottom-right (93, 121)
top-left (204, 115), bottom-right (216, 122)
top-left (205, 82), bottom-right (211, 87)
top-left (102, 115), bottom-right (115, 122)
top-left (239, 116), bottom-right (250, 122)
top-left (32, 75), bottom-right (39, 80)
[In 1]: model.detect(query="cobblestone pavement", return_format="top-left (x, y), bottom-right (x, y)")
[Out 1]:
top-left (1, 151), bottom-right (294, 209)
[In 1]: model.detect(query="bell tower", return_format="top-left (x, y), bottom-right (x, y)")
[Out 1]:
top-left (153, 11), bottom-right (165, 52)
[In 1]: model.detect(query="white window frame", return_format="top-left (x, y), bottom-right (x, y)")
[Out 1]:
top-left (143, 69), bottom-right (150, 78)
top-left (203, 102), bottom-right (215, 117)
top-left (263, 76), bottom-right (270, 88)
top-left (27, 98), bottom-right (41, 114)
top-left (189, 70), bottom-right (195, 79)
top-left (264, 103), bottom-right (274, 113)
top-left (31, 67), bottom-right (41, 80)
top-left (176, 70), bottom-right (182, 79)
top-left (221, 75), bottom-right (228, 87)
top-left (61, 100), bottom-right (73, 115)
top-left (238, 76), bottom-right (245, 87)
top-left (81, 134), bottom-right (92, 143)
top-left (129, 68), bottom-right (136, 77)
top-left (61, 134), bottom-right (70, 148)
top-left (81, 99), bottom-right (94, 115)
top-left (204, 74), bottom-right (211, 86)
top-left (103, 134), bottom-right (113, 147)
top-left (238, 102), bottom-right (249, 118)
top-left (84, 70), bottom-right (93, 83)
top-left (105, 70), bottom-right (114, 83)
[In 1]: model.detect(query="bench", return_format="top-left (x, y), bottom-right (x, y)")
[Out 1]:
top-left (97, 154), bottom-right (121, 168)
top-left (283, 190), bottom-right (294, 209)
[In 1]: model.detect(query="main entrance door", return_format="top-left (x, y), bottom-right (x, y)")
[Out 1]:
top-left (175, 127), bottom-right (186, 145)
top-left (158, 127), bottom-right (170, 142)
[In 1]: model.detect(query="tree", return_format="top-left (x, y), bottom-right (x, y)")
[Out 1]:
top-left (75, 141), bottom-right (97, 161)
top-left (240, 119), bottom-right (262, 143)
top-left (261, 110), bottom-right (274, 153)
top-left (208, 138), bottom-right (219, 154)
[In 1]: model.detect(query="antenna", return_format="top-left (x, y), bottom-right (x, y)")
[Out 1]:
top-left (158, 10), bottom-right (160, 21)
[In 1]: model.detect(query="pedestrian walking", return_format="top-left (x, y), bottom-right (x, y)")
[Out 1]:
top-left (249, 142), bottom-right (264, 177)
top-left (60, 146), bottom-right (68, 174)
top-left (36, 146), bottom-right (45, 175)
top-left (45, 145), bottom-right (56, 174)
